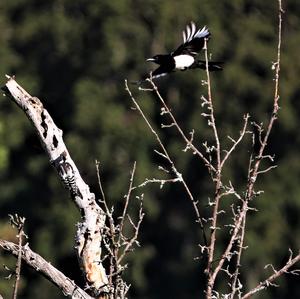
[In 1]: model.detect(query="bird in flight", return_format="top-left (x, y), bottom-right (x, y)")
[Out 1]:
top-left (146, 22), bottom-right (223, 79)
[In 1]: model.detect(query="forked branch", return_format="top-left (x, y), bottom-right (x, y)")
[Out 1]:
top-left (96, 161), bottom-right (144, 298)
top-left (125, 80), bottom-right (207, 246)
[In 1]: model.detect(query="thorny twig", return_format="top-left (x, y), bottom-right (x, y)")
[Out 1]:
top-left (119, 162), bottom-right (137, 242)
top-left (203, 37), bottom-right (223, 284)
top-left (241, 250), bottom-right (300, 299)
top-left (95, 161), bottom-right (144, 298)
top-left (96, 161), bottom-right (115, 258)
top-left (146, 79), bottom-right (216, 173)
top-left (220, 114), bottom-right (250, 170)
top-left (229, 215), bottom-right (246, 299)
top-left (135, 177), bottom-right (181, 189)
top-left (206, 1), bottom-right (285, 297)
top-left (117, 198), bottom-right (144, 264)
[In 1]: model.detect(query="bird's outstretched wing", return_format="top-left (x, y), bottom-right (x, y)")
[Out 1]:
top-left (151, 64), bottom-right (174, 79)
top-left (172, 22), bottom-right (210, 56)
top-left (131, 65), bottom-right (173, 85)
top-left (192, 60), bottom-right (224, 71)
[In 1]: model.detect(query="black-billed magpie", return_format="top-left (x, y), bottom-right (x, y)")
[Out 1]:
top-left (146, 22), bottom-right (222, 79)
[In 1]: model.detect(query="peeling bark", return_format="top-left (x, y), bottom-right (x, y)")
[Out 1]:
top-left (2, 76), bottom-right (109, 296)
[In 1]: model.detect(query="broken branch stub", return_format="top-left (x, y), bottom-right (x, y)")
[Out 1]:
top-left (3, 76), bottom-right (109, 296)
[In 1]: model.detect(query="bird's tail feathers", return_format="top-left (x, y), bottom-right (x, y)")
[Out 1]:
top-left (195, 60), bottom-right (223, 71)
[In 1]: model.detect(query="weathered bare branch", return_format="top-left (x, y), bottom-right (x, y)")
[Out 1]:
top-left (0, 239), bottom-right (93, 299)
top-left (2, 77), bottom-right (108, 296)
top-left (242, 250), bottom-right (300, 299)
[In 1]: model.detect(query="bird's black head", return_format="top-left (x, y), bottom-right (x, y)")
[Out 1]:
top-left (146, 54), bottom-right (168, 65)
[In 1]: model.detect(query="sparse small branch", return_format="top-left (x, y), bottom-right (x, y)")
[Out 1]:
top-left (203, 38), bottom-right (221, 172)
top-left (245, 0), bottom-right (282, 201)
top-left (256, 165), bottom-right (277, 175)
top-left (230, 216), bottom-right (246, 299)
top-left (117, 199), bottom-right (144, 264)
top-left (125, 80), bottom-right (207, 246)
top-left (119, 162), bottom-right (137, 240)
top-left (220, 114), bottom-right (250, 170)
top-left (203, 37), bottom-right (223, 295)
top-left (147, 78), bottom-right (216, 173)
top-left (135, 177), bottom-right (181, 189)
top-left (96, 161), bottom-right (143, 298)
top-left (9, 214), bottom-right (27, 299)
top-left (96, 160), bottom-right (115, 242)
top-left (0, 239), bottom-right (93, 299)
top-left (242, 250), bottom-right (300, 299)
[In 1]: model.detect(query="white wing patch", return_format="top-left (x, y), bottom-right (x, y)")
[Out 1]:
top-left (174, 55), bottom-right (195, 69)
top-left (152, 72), bottom-right (168, 79)
top-left (182, 22), bottom-right (210, 43)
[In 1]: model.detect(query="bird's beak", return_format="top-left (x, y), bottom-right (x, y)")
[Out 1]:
top-left (146, 58), bottom-right (155, 62)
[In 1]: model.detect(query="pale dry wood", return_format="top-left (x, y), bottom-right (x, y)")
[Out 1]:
top-left (0, 239), bottom-right (93, 299)
top-left (2, 77), bottom-right (108, 296)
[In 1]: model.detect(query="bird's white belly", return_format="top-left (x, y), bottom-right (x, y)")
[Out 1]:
top-left (174, 55), bottom-right (195, 69)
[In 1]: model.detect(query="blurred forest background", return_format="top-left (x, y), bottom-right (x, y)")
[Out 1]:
top-left (0, 0), bottom-right (299, 298)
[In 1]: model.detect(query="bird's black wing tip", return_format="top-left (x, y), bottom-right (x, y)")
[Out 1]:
top-left (130, 80), bottom-right (142, 85)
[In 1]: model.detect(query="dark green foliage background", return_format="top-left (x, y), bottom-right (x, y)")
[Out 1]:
top-left (0, 0), bottom-right (299, 298)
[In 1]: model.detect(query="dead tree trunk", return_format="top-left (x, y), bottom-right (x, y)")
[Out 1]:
top-left (2, 76), bottom-right (109, 298)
